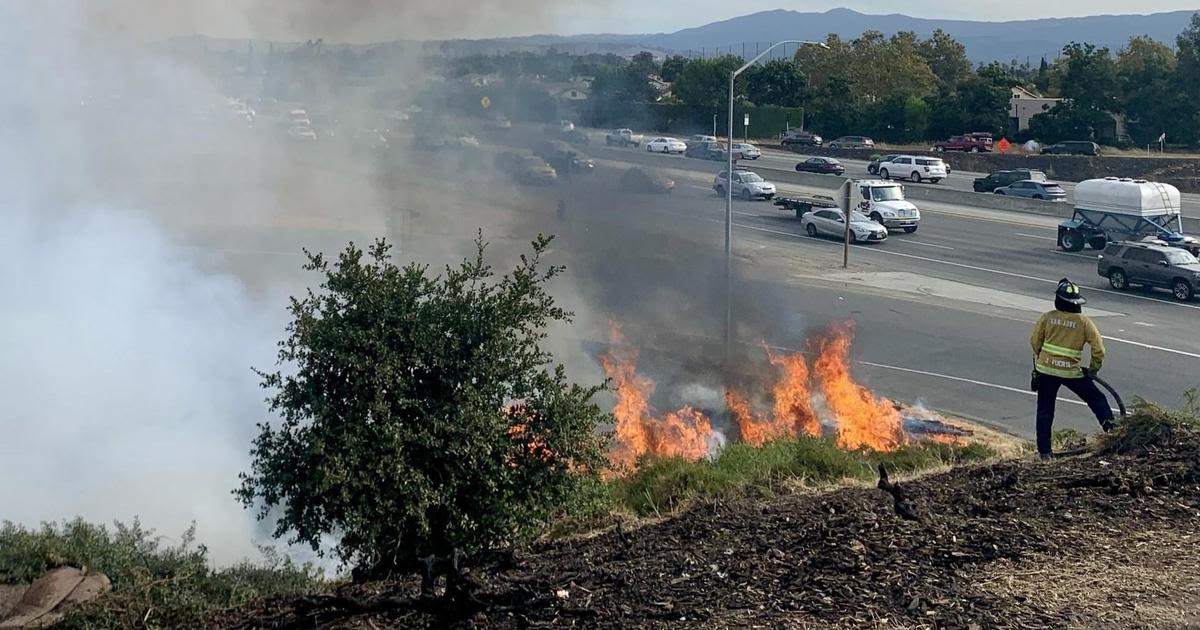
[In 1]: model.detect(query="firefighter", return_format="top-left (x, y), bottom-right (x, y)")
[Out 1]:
top-left (1030, 278), bottom-right (1115, 460)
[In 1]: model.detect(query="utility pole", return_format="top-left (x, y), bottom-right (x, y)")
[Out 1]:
top-left (713, 113), bottom-right (717, 136)
top-left (841, 180), bottom-right (853, 268)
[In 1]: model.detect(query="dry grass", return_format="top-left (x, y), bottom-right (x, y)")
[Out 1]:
top-left (973, 526), bottom-right (1200, 628)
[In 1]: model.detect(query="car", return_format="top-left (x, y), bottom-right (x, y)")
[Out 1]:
top-left (495, 151), bottom-right (558, 185)
top-left (553, 120), bottom-right (575, 133)
top-left (800, 209), bottom-right (888, 243)
top-left (855, 180), bottom-right (921, 232)
top-left (689, 134), bottom-right (718, 145)
top-left (973, 169), bottom-right (1047, 193)
top-left (685, 141), bottom-right (729, 161)
top-left (1098, 241), bottom-right (1200, 301)
top-left (794, 156), bottom-right (845, 176)
top-left (730, 142), bottom-right (761, 160)
top-left (561, 129), bottom-right (591, 146)
top-left (621, 167), bottom-right (674, 193)
top-left (536, 140), bottom-right (595, 175)
top-left (713, 169), bottom-right (776, 201)
top-left (993, 180), bottom-right (1067, 201)
top-left (877, 155), bottom-right (947, 183)
top-left (781, 130), bottom-right (823, 147)
top-left (287, 125), bottom-right (317, 140)
top-left (828, 136), bottom-right (875, 149)
top-left (646, 137), bottom-right (687, 154)
top-left (1042, 141), bottom-right (1101, 156)
top-left (867, 154), bottom-right (899, 175)
top-left (605, 128), bottom-right (643, 147)
top-left (932, 133), bottom-right (993, 153)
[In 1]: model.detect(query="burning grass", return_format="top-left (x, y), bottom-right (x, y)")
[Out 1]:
top-left (607, 436), bottom-right (996, 517)
top-left (601, 321), bottom-right (957, 474)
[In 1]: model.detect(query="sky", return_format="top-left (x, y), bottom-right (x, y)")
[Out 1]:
top-left (10, 0), bottom-right (1198, 42)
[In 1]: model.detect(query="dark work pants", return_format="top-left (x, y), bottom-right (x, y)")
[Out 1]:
top-left (1036, 373), bottom-right (1115, 455)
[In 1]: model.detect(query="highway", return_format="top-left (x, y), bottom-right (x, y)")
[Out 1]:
top-left (496, 135), bottom-right (1200, 438)
top-left (166, 129), bottom-right (1200, 443)
top-left (586, 128), bottom-right (1200, 218)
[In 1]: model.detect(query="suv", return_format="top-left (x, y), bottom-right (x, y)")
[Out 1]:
top-left (1098, 241), bottom-right (1200, 301)
top-left (1042, 141), bottom-right (1101, 156)
top-left (973, 169), bottom-right (1047, 193)
top-left (877, 155), bottom-right (947, 183)
top-left (781, 130), bottom-right (823, 147)
top-left (932, 134), bottom-right (992, 153)
top-left (713, 169), bottom-right (776, 200)
top-left (829, 136), bottom-right (874, 149)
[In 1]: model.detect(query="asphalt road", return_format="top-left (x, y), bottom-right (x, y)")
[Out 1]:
top-left (582, 127), bottom-right (1200, 219)
top-left (514, 139), bottom-right (1200, 438)
top-left (170, 131), bottom-right (1200, 442)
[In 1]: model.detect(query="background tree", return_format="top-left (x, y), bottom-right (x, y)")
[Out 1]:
top-left (743, 59), bottom-right (808, 107)
top-left (1052, 42), bottom-right (1120, 138)
top-left (1117, 36), bottom-right (1181, 144)
top-left (1173, 13), bottom-right (1200, 143)
top-left (672, 55), bottom-right (744, 112)
top-left (237, 236), bottom-right (610, 577)
top-left (659, 55), bottom-right (688, 82)
top-left (918, 29), bottom-right (971, 88)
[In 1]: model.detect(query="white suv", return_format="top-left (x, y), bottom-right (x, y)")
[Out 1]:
top-left (877, 155), bottom-right (947, 183)
top-left (713, 169), bottom-right (776, 200)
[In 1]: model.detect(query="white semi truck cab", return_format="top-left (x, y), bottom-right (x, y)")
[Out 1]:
top-left (854, 180), bottom-right (921, 233)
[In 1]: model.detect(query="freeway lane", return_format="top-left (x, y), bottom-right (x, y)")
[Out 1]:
top-left (527, 167), bottom-right (1199, 437)
top-left (579, 127), bottom-right (1200, 218)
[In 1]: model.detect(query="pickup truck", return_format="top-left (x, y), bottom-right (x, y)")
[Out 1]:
top-left (932, 134), bottom-right (992, 153)
top-left (605, 128), bottom-right (643, 148)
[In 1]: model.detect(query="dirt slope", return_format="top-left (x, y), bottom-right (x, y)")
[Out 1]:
top-left (212, 433), bottom-right (1200, 629)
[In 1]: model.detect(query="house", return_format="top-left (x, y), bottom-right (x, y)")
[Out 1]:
top-left (1010, 86), bottom-right (1130, 142)
top-left (1009, 86), bottom-right (1063, 132)
top-left (547, 83), bottom-right (590, 102)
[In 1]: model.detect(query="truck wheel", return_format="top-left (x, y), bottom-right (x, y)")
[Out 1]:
top-left (1088, 237), bottom-right (1108, 250)
top-left (806, 223), bottom-right (818, 237)
top-left (879, 168), bottom-right (890, 179)
top-left (1108, 269), bottom-right (1128, 290)
top-left (903, 226), bottom-right (918, 233)
top-left (1173, 279), bottom-right (1195, 302)
top-left (910, 172), bottom-right (922, 183)
top-left (1060, 230), bottom-right (1085, 252)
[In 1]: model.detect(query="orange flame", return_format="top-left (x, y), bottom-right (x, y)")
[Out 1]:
top-left (601, 324), bottom-right (718, 468)
top-left (811, 323), bottom-right (906, 451)
top-left (604, 322), bottom-right (928, 468)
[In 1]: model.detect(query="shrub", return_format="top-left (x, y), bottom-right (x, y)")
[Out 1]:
top-left (236, 235), bottom-right (611, 576)
top-left (0, 518), bottom-right (319, 629)
top-left (1097, 393), bottom-right (1200, 455)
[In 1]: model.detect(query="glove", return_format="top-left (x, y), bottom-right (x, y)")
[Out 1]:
top-left (1030, 368), bottom-right (1040, 392)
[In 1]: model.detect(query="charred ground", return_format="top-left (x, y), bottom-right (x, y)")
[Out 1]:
top-left (211, 419), bottom-right (1200, 629)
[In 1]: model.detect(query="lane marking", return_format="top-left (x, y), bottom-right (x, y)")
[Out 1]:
top-left (1016, 232), bottom-right (1056, 241)
top-left (1104, 335), bottom-right (1200, 359)
top-left (1052, 250), bottom-right (1099, 260)
top-left (896, 240), bottom-right (955, 251)
top-left (857, 361), bottom-right (1106, 411)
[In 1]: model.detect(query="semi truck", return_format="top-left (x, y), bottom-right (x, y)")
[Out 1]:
top-left (1057, 177), bottom-right (1199, 255)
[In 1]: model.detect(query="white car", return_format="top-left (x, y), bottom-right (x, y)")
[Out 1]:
top-left (730, 142), bottom-right (761, 160)
top-left (287, 125), bottom-right (317, 140)
top-left (713, 169), bottom-right (776, 200)
top-left (801, 209), bottom-right (888, 243)
top-left (646, 137), bottom-right (687, 154)
top-left (877, 155), bottom-right (947, 183)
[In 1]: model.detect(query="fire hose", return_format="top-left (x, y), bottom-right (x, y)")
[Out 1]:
top-left (1052, 369), bottom-right (1127, 458)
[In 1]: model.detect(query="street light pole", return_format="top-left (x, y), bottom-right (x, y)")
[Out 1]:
top-left (724, 39), bottom-right (827, 370)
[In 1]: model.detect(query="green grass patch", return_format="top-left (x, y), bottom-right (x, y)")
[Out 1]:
top-left (0, 518), bottom-right (321, 629)
top-left (607, 436), bottom-right (996, 517)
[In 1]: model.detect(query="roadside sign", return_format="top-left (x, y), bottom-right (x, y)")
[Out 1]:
top-left (480, 96), bottom-right (491, 110)
top-left (996, 137), bottom-right (1011, 153)
top-left (744, 113), bottom-right (750, 127)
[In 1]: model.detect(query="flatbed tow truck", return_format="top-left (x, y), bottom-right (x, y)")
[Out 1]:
top-left (774, 180), bottom-right (922, 232)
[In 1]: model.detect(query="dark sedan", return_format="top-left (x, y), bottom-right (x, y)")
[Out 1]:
top-left (794, 156), bottom-right (845, 176)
